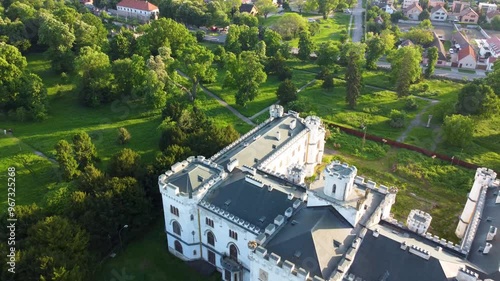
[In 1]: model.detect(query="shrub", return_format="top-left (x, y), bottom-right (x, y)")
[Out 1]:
top-left (195, 31), bottom-right (205, 42)
top-left (389, 109), bottom-right (406, 128)
top-left (117, 127), bottom-right (131, 144)
top-left (404, 96), bottom-right (419, 111)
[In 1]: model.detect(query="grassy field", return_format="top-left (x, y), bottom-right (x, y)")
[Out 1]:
top-left (205, 68), bottom-right (316, 117)
top-left (0, 53), bottom-right (253, 210)
top-left (322, 134), bottom-right (473, 242)
top-left (261, 12), bottom-right (350, 47)
top-left (296, 78), bottom-right (430, 140)
top-left (94, 219), bottom-right (220, 281)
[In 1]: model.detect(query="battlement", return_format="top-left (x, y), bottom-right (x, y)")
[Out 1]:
top-left (409, 245), bottom-right (431, 260)
top-left (199, 200), bottom-right (261, 234)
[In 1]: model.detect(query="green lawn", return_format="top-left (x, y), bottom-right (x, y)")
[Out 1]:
top-left (297, 79), bottom-right (430, 140)
top-left (0, 53), bottom-right (253, 209)
top-left (458, 68), bottom-right (476, 74)
top-left (261, 12), bottom-right (350, 47)
top-left (204, 68), bottom-right (316, 117)
top-left (94, 219), bottom-right (220, 281)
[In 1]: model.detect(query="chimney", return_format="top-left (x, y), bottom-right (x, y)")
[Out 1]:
top-left (287, 193), bottom-right (294, 200)
top-left (400, 241), bottom-right (408, 250)
top-left (373, 230), bottom-right (379, 237)
top-left (276, 131), bottom-right (281, 141)
top-left (284, 207), bottom-right (293, 218)
top-left (483, 242), bottom-right (492, 254)
top-left (487, 226), bottom-right (497, 241)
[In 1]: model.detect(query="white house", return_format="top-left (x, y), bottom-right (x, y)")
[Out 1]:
top-left (116, 0), bottom-right (159, 20)
top-left (403, 3), bottom-right (423, 20)
top-left (457, 45), bottom-right (477, 69)
top-left (478, 3), bottom-right (498, 14)
top-left (159, 106), bottom-right (500, 281)
top-left (430, 5), bottom-right (448, 21)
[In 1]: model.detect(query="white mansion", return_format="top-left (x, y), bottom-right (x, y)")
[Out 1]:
top-left (159, 106), bottom-right (500, 281)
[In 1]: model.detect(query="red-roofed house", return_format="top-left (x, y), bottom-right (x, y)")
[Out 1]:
top-left (457, 45), bottom-right (476, 69)
top-left (116, 0), bottom-right (159, 20)
top-left (458, 7), bottom-right (479, 24)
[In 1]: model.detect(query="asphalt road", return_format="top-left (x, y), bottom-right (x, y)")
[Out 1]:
top-left (351, 0), bottom-right (364, 42)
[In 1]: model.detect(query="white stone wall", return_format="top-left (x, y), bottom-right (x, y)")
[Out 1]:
top-left (199, 207), bottom-right (257, 281)
top-left (116, 5), bottom-right (158, 17)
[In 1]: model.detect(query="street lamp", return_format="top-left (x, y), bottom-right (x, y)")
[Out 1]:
top-left (119, 225), bottom-right (129, 251)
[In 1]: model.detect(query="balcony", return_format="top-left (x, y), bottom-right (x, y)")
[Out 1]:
top-left (220, 255), bottom-right (242, 272)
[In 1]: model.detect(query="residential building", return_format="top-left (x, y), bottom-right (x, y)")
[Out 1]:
top-left (457, 45), bottom-right (477, 68)
top-left (403, 3), bottom-right (423, 20)
top-left (429, 32), bottom-right (448, 65)
top-left (486, 10), bottom-right (500, 23)
top-left (399, 39), bottom-right (414, 48)
top-left (381, 3), bottom-right (396, 14)
top-left (428, 0), bottom-right (445, 7)
top-left (451, 0), bottom-right (471, 14)
top-left (478, 2), bottom-right (498, 14)
top-left (459, 7), bottom-right (479, 23)
top-left (239, 4), bottom-right (258, 16)
top-left (402, 0), bottom-right (419, 10)
top-left (159, 105), bottom-right (500, 281)
top-left (430, 5), bottom-right (448, 21)
top-left (486, 56), bottom-right (497, 71)
top-left (116, 0), bottom-right (159, 20)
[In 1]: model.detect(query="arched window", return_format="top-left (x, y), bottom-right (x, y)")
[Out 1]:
top-left (229, 244), bottom-right (238, 262)
top-left (207, 231), bottom-right (215, 246)
top-left (174, 240), bottom-right (183, 254)
top-left (173, 221), bottom-right (181, 236)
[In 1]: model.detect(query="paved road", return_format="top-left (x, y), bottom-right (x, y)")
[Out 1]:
top-left (351, 0), bottom-right (364, 42)
top-left (397, 97), bottom-right (439, 142)
top-left (376, 61), bottom-right (487, 81)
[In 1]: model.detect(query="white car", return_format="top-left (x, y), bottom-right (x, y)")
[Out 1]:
top-left (345, 9), bottom-right (352, 14)
top-left (449, 48), bottom-right (454, 54)
top-left (308, 18), bottom-right (316, 23)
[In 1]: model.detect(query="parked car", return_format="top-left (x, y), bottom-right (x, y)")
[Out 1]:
top-left (449, 48), bottom-right (454, 54)
top-left (344, 9), bottom-right (352, 14)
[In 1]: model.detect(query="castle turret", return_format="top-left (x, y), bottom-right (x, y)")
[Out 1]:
top-left (323, 161), bottom-right (357, 201)
top-left (304, 116), bottom-right (325, 176)
top-left (269, 104), bottom-right (284, 119)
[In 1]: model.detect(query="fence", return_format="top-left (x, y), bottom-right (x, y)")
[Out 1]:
top-left (325, 122), bottom-right (483, 171)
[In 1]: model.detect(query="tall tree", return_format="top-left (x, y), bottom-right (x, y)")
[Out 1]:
top-left (456, 81), bottom-right (499, 117)
top-left (255, 0), bottom-right (278, 18)
top-left (109, 28), bottom-right (137, 60)
top-left (306, 0), bottom-right (340, 19)
top-left (442, 115), bottom-right (474, 148)
top-left (291, 0), bottom-right (307, 13)
top-left (345, 43), bottom-right (365, 108)
top-left (75, 47), bottom-right (113, 106)
top-left (55, 140), bottom-right (80, 180)
top-left (178, 44), bottom-right (215, 101)
top-left (224, 51), bottom-right (267, 106)
top-left (72, 132), bottom-right (97, 169)
top-left (108, 148), bottom-right (141, 178)
top-left (486, 60), bottom-right (500, 96)
top-left (366, 31), bottom-right (395, 69)
top-left (263, 28), bottom-right (283, 57)
top-left (38, 15), bottom-right (75, 72)
top-left (388, 46), bottom-right (422, 97)
top-left (112, 55), bottom-right (146, 97)
top-left (316, 41), bottom-right (340, 67)
top-left (276, 79), bottom-right (298, 105)
top-left (272, 13), bottom-right (308, 40)
top-left (425, 46), bottom-right (438, 78)
top-left (298, 29), bottom-right (314, 61)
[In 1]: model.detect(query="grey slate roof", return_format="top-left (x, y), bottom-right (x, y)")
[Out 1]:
top-left (348, 230), bottom-right (448, 281)
top-left (168, 163), bottom-right (217, 195)
top-left (432, 32), bottom-right (447, 61)
top-left (264, 206), bottom-right (355, 279)
top-left (202, 169), bottom-right (295, 231)
top-left (468, 185), bottom-right (500, 278)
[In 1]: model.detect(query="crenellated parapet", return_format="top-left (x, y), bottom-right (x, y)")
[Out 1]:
top-left (158, 155), bottom-right (227, 200)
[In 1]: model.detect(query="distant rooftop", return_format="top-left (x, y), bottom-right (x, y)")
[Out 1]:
top-left (264, 206), bottom-right (354, 279)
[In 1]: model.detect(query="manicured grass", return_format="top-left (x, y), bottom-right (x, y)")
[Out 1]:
top-left (443, 40), bottom-right (451, 51)
top-left (0, 53), bottom-right (253, 209)
top-left (204, 68), bottom-right (316, 117)
top-left (262, 12), bottom-right (350, 47)
top-left (94, 219), bottom-right (220, 281)
top-left (297, 79), bottom-right (430, 140)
